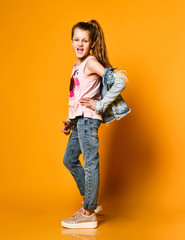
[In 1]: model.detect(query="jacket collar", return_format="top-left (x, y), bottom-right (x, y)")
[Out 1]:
top-left (102, 67), bottom-right (118, 85)
top-left (103, 67), bottom-right (118, 78)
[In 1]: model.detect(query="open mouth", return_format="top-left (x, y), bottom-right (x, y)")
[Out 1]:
top-left (77, 48), bottom-right (84, 54)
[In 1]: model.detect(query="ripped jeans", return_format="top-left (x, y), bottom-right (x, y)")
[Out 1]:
top-left (63, 117), bottom-right (101, 210)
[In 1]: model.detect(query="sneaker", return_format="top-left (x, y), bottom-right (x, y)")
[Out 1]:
top-left (61, 207), bottom-right (98, 229)
top-left (94, 204), bottom-right (103, 214)
top-left (72, 206), bottom-right (84, 217)
top-left (81, 201), bottom-right (103, 215)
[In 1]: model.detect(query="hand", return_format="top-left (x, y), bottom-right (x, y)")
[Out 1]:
top-left (80, 98), bottom-right (95, 110)
top-left (62, 120), bottom-right (71, 135)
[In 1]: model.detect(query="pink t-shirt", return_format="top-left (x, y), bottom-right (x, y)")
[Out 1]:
top-left (68, 55), bottom-right (102, 121)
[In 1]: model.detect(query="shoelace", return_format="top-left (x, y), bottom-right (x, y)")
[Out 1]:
top-left (72, 212), bottom-right (83, 219)
top-left (72, 207), bottom-right (84, 218)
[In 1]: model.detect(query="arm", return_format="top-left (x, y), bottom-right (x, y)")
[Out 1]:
top-left (80, 58), bottom-right (105, 109)
top-left (80, 58), bottom-right (127, 112)
top-left (84, 58), bottom-right (105, 77)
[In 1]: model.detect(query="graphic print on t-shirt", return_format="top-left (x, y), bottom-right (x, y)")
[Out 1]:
top-left (69, 69), bottom-right (80, 107)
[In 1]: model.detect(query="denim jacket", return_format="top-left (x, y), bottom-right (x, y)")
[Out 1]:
top-left (94, 67), bottom-right (131, 123)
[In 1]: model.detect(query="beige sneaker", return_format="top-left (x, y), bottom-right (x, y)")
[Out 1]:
top-left (61, 207), bottom-right (98, 229)
top-left (94, 204), bottom-right (103, 214)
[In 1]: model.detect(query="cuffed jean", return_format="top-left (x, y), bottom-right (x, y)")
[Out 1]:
top-left (63, 117), bottom-right (101, 210)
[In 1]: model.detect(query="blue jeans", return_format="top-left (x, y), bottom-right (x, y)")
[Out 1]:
top-left (63, 117), bottom-right (101, 210)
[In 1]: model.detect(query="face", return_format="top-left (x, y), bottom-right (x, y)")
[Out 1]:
top-left (71, 28), bottom-right (95, 61)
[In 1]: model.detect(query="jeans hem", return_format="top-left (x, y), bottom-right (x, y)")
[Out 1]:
top-left (83, 204), bottom-right (97, 210)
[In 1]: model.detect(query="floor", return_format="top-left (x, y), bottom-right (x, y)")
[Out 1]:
top-left (1, 197), bottom-right (185, 240)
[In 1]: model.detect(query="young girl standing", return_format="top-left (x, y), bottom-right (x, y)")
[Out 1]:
top-left (61, 20), bottom-right (130, 229)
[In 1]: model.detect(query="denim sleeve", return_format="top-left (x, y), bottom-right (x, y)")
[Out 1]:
top-left (66, 118), bottom-right (72, 124)
top-left (94, 72), bottom-right (126, 113)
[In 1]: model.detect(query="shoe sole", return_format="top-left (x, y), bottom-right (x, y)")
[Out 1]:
top-left (61, 221), bottom-right (98, 229)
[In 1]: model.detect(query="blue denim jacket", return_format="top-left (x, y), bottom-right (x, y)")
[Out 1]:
top-left (94, 67), bottom-right (131, 123)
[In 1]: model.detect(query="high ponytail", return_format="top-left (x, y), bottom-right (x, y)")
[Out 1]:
top-left (89, 20), bottom-right (112, 68)
top-left (71, 20), bottom-right (112, 68)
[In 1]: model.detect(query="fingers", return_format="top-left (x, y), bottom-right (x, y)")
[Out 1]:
top-left (80, 102), bottom-right (90, 106)
top-left (63, 120), bottom-right (67, 125)
top-left (80, 98), bottom-right (91, 102)
top-left (62, 127), bottom-right (70, 135)
top-left (63, 130), bottom-right (70, 135)
top-left (80, 99), bottom-right (89, 107)
top-left (80, 98), bottom-right (91, 105)
top-left (80, 98), bottom-right (95, 110)
top-left (62, 120), bottom-right (71, 134)
top-left (81, 98), bottom-right (90, 100)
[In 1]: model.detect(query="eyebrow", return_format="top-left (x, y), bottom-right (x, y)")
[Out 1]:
top-left (73, 37), bottom-right (89, 40)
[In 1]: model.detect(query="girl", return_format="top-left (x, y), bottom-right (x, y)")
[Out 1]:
top-left (61, 20), bottom-right (130, 229)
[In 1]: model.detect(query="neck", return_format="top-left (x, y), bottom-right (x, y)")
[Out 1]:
top-left (77, 54), bottom-right (91, 64)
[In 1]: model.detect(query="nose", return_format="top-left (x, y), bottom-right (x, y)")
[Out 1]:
top-left (79, 40), bottom-right (83, 46)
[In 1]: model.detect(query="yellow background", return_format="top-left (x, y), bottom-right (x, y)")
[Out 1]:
top-left (1, 0), bottom-right (185, 239)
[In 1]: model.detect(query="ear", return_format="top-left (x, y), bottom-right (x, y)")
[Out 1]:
top-left (71, 39), bottom-right (73, 46)
top-left (91, 41), bottom-right (96, 49)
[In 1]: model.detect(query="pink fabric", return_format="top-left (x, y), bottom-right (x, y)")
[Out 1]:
top-left (68, 55), bottom-right (102, 121)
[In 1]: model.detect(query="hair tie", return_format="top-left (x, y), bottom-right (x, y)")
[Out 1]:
top-left (87, 21), bottom-right (92, 25)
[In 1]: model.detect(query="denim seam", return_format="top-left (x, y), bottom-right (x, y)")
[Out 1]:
top-left (84, 120), bottom-right (91, 202)
top-left (66, 137), bottom-right (85, 195)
